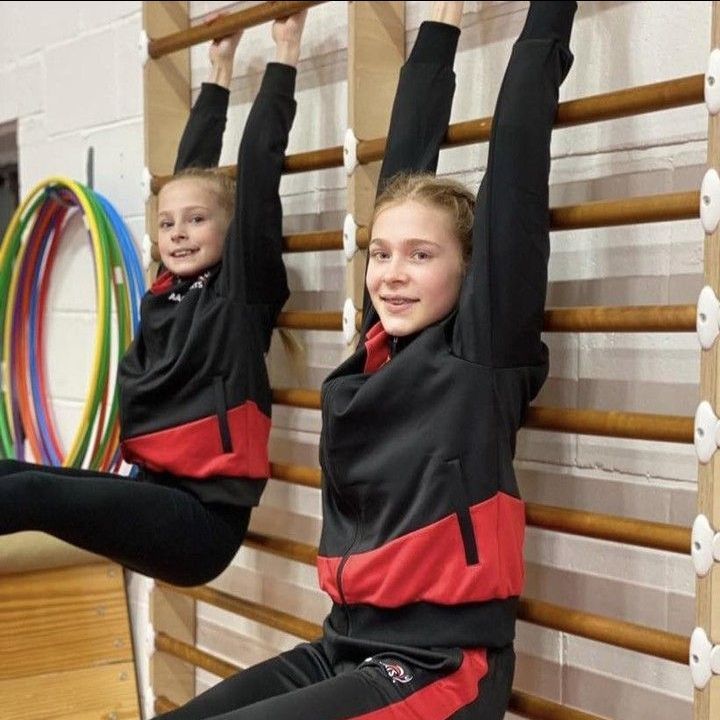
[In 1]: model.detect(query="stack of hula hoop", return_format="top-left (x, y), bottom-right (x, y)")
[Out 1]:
top-left (0, 177), bottom-right (145, 471)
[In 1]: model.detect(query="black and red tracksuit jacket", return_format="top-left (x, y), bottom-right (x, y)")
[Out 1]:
top-left (318, 20), bottom-right (572, 650)
top-left (118, 65), bottom-right (296, 505)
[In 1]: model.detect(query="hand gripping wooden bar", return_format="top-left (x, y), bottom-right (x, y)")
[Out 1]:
top-left (147, 1), bottom-right (327, 59)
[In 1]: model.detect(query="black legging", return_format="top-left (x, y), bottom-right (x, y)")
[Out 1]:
top-left (155, 641), bottom-right (515, 720)
top-left (0, 459), bottom-right (250, 586)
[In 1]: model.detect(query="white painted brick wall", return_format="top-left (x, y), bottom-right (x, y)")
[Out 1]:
top-left (0, 1), bottom-right (712, 718)
top-left (0, 0), bottom-right (151, 715)
top-left (46, 30), bottom-right (120, 132)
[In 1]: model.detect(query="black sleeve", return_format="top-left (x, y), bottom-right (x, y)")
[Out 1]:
top-left (360, 21), bottom-right (460, 334)
top-left (453, 0), bottom-right (576, 367)
top-left (377, 22), bottom-right (460, 190)
top-left (174, 83), bottom-right (229, 172)
top-left (220, 63), bottom-right (296, 324)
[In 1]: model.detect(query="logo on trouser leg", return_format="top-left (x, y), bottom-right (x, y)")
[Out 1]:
top-left (378, 660), bottom-right (413, 684)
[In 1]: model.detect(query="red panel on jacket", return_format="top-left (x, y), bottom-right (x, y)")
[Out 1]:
top-left (363, 322), bottom-right (391, 374)
top-left (317, 492), bottom-right (525, 606)
top-left (121, 400), bottom-right (270, 479)
top-left (150, 270), bottom-right (175, 295)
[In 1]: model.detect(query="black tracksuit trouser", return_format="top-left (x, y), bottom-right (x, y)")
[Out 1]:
top-left (0, 459), bottom-right (250, 585)
top-left (155, 641), bottom-right (515, 720)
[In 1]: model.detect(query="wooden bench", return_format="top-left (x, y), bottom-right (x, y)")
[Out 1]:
top-left (0, 534), bottom-right (140, 719)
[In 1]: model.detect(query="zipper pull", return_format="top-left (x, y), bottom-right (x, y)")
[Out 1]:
top-left (390, 335), bottom-right (399, 358)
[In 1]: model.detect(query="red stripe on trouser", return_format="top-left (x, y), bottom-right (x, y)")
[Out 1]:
top-left (350, 648), bottom-right (488, 720)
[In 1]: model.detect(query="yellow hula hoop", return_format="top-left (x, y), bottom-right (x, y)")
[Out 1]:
top-left (1, 176), bottom-right (109, 467)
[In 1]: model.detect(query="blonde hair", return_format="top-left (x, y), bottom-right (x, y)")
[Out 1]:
top-left (372, 173), bottom-right (475, 262)
top-left (163, 167), bottom-right (236, 221)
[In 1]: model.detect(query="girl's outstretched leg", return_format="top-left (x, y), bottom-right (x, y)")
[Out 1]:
top-left (0, 467), bottom-right (249, 585)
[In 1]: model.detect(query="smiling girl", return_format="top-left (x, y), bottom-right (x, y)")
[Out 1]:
top-left (154, 2), bottom-right (576, 719)
top-left (0, 11), bottom-right (307, 586)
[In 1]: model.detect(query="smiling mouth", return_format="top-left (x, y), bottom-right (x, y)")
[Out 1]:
top-left (171, 248), bottom-right (199, 258)
top-left (381, 296), bottom-right (418, 305)
top-left (380, 296), bottom-right (418, 313)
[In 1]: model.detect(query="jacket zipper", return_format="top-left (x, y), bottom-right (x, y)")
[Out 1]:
top-left (322, 376), bottom-right (361, 635)
top-left (389, 335), bottom-right (398, 358)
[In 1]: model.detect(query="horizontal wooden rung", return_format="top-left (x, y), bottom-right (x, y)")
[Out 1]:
top-left (543, 304), bottom-right (695, 332)
top-left (156, 582), bottom-right (319, 641)
top-left (276, 310), bottom-right (343, 331)
top-left (509, 689), bottom-right (612, 720)
top-left (357, 74), bottom-right (704, 162)
top-left (148, 1), bottom-right (327, 59)
top-left (281, 304), bottom-right (696, 334)
top-left (270, 389), bottom-right (693, 444)
top-left (155, 632), bottom-right (236, 678)
top-left (518, 597), bottom-right (688, 664)
top-left (151, 73), bottom-right (703, 187)
top-left (157, 579), bottom-right (688, 666)
top-left (525, 406), bottom-right (693, 444)
top-left (268, 462), bottom-right (690, 554)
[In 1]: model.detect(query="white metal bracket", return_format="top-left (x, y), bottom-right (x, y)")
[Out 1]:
top-left (694, 401), bottom-right (720, 464)
top-left (142, 233), bottom-right (154, 272)
top-left (691, 627), bottom-right (713, 689)
top-left (343, 128), bottom-right (358, 175)
top-left (139, 30), bottom-right (149, 68)
top-left (697, 286), bottom-right (720, 350)
top-left (142, 166), bottom-right (153, 203)
top-left (706, 48), bottom-right (720, 115)
top-left (343, 298), bottom-right (358, 345)
top-left (343, 213), bottom-right (358, 259)
top-left (690, 627), bottom-right (720, 689)
top-left (692, 515), bottom-right (718, 576)
top-left (700, 168), bottom-right (720, 234)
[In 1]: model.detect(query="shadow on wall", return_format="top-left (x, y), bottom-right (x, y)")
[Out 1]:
top-left (0, 164), bottom-right (18, 238)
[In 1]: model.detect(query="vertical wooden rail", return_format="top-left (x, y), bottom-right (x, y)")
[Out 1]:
top-left (143, 2), bottom-right (196, 706)
top-left (696, 3), bottom-right (720, 719)
top-left (143, 2), bottom-right (191, 278)
top-left (346, 1), bottom-right (405, 350)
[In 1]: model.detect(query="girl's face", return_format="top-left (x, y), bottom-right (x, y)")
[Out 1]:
top-left (157, 179), bottom-right (230, 277)
top-left (366, 200), bottom-right (465, 337)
